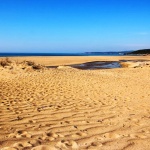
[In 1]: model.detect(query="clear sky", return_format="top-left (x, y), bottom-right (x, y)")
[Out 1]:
top-left (0, 0), bottom-right (150, 53)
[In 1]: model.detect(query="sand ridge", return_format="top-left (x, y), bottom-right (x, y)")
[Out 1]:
top-left (0, 56), bottom-right (150, 150)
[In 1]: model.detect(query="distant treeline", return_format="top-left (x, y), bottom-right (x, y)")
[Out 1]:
top-left (128, 49), bottom-right (150, 55)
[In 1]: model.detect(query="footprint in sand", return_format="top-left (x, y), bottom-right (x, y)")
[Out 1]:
top-left (31, 145), bottom-right (57, 150)
top-left (64, 120), bottom-right (70, 124)
top-left (128, 133), bottom-right (147, 139)
top-left (46, 132), bottom-right (58, 138)
top-left (102, 132), bottom-right (122, 139)
top-left (39, 132), bottom-right (63, 141)
top-left (10, 130), bottom-right (32, 138)
top-left (56, 140), bottom-right (79, 150)
top-left (13, 141), bottom-right (32, 149)
top-left (29, 139), bottom-right (41, 147)
top-left (72, 132), bottom-right (87, 138)
top-left (87, 141), bottom-right (103, 149)
top-left (29, 119), bottom-right (37, 123)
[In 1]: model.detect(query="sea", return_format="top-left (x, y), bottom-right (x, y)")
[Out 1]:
top-left (0, 52), bottom-right (129, 57)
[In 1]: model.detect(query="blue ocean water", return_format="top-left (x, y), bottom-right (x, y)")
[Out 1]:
top-left (0, 52), bottom-right (126, 57)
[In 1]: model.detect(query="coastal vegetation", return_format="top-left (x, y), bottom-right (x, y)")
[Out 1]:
top-left (128, 49), bottom-right (150, 55)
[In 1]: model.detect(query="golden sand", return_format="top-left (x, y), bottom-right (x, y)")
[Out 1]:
top-left (0, 56), bottom-right (150, 150)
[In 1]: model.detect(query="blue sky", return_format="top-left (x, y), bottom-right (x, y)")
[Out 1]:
top-left (0, 0), bottom-right (150, 53)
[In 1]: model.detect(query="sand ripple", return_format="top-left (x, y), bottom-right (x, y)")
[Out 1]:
top-left (0, 57), bottom-right (150, 149)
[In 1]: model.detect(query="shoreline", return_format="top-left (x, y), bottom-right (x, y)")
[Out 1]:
top-left (1, 55), bottom-right (150, 66)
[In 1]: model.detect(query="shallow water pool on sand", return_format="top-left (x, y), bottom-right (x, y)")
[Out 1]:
top-left (70, 61), bottom-right (121, 70)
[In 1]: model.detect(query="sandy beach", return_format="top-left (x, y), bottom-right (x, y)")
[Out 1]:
top-left (0, 56), bottom-right (150, 150)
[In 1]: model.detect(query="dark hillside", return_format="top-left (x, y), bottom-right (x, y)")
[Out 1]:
top-left (128, 49), bottom-right (150, 55)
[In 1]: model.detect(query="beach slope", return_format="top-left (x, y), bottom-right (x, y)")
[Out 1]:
top-left (0, 56), bottom-right (150, 150)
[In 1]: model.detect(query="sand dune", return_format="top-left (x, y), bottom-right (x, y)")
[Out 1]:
top-left (0, 56), bottom-right (150, 150)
